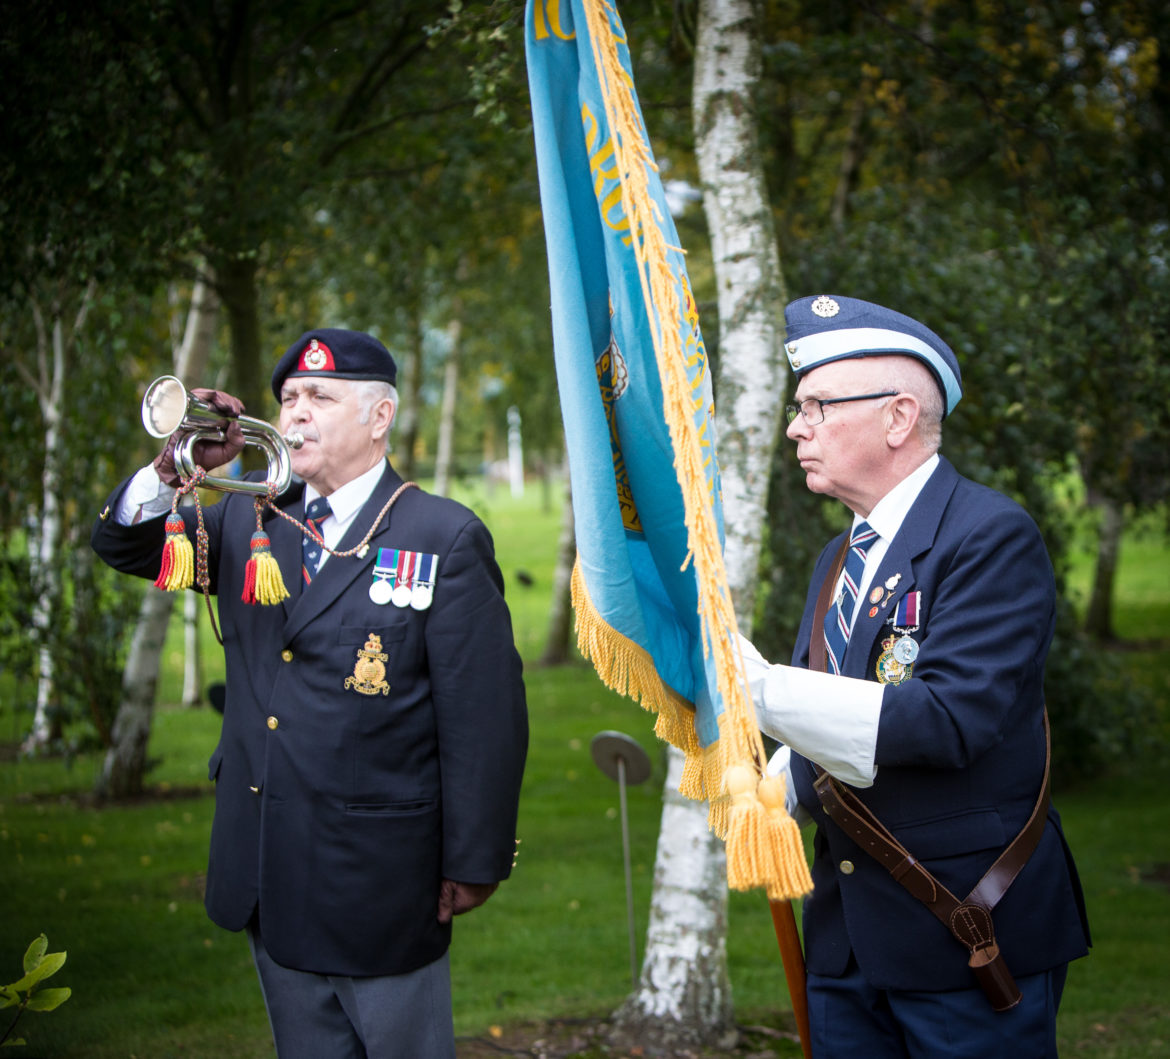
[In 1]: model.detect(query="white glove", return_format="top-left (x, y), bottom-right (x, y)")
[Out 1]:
top-left (738, 633), bottom-right (882, 788)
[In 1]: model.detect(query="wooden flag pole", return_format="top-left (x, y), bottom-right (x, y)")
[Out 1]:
top-left (769, 899), bottom-right (811, 1058)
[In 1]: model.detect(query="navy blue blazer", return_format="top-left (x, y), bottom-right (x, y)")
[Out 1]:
top-left (92, 461), bottom-right (528, 977)
top-left (790, 457), bottom-right (1089, 991)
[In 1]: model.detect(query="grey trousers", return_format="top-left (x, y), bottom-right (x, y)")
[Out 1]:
top-left (246, 921), bottom-right (455, 1058)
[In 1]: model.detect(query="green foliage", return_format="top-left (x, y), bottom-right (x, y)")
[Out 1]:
top-left (0, 288), bottom-right (154, 752)
top-left (0, 541), bottom-right (142, 758)
top-left (0, 935), bottom-right (71, 1048)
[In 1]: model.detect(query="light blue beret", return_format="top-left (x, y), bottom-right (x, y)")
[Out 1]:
top-left (783, 294), bottom-right (962, 417)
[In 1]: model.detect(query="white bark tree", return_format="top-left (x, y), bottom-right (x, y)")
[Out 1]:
top-left (539, 480), bottom-right (576, 666)
top-left (18, 278), bottom-right (96, 753)
top-left (433, 313), bottom-right (462, 499)
top-left (613, 0), bottom-right (789, 1046)
top-left (96, 272), bottom-right (219, 798)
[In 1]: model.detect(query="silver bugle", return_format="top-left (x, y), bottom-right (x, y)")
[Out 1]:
top-left (142, 375), bottom-right (303, 496)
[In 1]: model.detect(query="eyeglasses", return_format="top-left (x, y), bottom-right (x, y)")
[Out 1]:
top-left (785, 391), bottom-right (900, 426)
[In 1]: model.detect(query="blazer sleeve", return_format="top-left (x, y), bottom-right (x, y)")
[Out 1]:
top-left (424, 516), bottom-right (528, 883)
top-left (91, 478), bottom-right (228, 593)
top-left (875, 501), bottom-right (1055, 770)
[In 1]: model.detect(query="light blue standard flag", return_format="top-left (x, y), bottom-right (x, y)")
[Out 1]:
top-left (526, 0), bottom-right (813, 901)
top-left (526, 0), bottom-right (724, 768)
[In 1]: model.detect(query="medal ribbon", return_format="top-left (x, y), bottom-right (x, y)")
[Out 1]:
top-left (894, 591), bottom-right (920, 629)
top-left (393, 549), bottom-right (411, 590)
top-left (414, 552), bottom-right (435, 588)
top-left (373, 548), bottom-right (396, 585)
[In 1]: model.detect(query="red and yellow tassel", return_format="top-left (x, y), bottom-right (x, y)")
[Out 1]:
top-left (241, 531), bottom-right (289, 605)
top-left (154, 513), bottom-right (194, 591)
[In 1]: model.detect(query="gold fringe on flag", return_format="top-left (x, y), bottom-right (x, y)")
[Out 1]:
top-left (579, 0), bottom-right (811, 900)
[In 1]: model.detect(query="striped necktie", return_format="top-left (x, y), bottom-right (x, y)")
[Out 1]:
top-left (302, 496), bottom-right (332, 586)
top-left (823, 521), bottom-right (878, 675)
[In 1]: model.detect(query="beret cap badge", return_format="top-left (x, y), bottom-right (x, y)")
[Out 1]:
top-left (271, 328), bottom-right (398, 398)
top-left (302, 339), bottom-right (330, 371)
top-left (811, 295), bottom-right (840, 318)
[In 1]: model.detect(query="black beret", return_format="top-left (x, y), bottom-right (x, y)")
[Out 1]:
top-left (270, 329), bottom-right (398, 399)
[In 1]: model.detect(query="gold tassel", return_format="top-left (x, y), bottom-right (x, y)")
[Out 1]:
top-left (154, 513), bottom-right (194, 591)
top-left (759, 773), bottom-right (814, 899)
top-left (241, 531), bottom-right (290, 605)
top-left (723, 765), bottom-right (776, 890)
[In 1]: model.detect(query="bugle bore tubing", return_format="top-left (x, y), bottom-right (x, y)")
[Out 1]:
top-left (142, 374), bottom-right (301, 496)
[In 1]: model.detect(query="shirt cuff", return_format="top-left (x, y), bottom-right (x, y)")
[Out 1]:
top-left (739, 634), bottom-right (882, 788)
top-left (114, 466), bottom-right (175, 525)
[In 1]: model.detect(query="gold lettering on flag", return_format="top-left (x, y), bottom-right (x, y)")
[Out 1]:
top-left (583, 104), bottom-right (637, 247)
top-left (532, 0), bottom-right (574, 42)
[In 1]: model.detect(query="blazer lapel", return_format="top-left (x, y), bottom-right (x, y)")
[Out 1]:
top-left (843, 457), bottom-right (959, 677)
top-left (282, 462), bottom-right (406, 642)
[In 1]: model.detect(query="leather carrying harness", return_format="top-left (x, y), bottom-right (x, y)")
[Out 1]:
top-left (807, 538), bottom-right (1052, 1011)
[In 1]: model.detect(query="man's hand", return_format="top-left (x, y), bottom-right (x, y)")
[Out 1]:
top-left (153, 388), bottom-right (247, 486)
top-left (437, 879), bottom-right (499, 924)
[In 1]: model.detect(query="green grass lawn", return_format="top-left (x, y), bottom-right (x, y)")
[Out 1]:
top-left (3, 481), bottom-right (1167, 1056)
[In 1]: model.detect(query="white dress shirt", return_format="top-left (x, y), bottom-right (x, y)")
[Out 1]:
top-left (742, 454), bottom-right (940, 800)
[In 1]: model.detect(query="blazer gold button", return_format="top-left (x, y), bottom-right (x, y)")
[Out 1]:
top-left (267, 716), bottom-right (279, 730)
top-left (840, 859), bottom-right (855, 875)
top-left (281, 649), bottom-right (293, 662)
top-left (249, 785), bottom-right (260, 793)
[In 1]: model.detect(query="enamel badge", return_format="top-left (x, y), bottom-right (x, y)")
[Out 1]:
top-left (876, 636), bottom-right (913, 685)
top-left (345, 633), bottom-right (390, 696)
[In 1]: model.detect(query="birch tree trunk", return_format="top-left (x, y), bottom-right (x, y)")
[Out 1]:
top-left (96, 272), bottom-right (218, 798)
top-left (395, 296), bottom-right (425, 481)
top-left (1084, 488), bottom-right (1122, 641)
top-left (174, 279), bottom-right (220, 707)
top-left (181, 554), bottom-right (203, 706)
top-left (539, 481), bottom-right (576, 666)
top-left (20, 281), bottom-right (95, 753)
top-left (694, 0), bottom-right (789, 613)
top-left (433, 313), bottom-right (462, 498)
top-left (614, 0), bottom-right (789, 1046)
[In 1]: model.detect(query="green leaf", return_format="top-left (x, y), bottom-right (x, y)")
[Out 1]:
top-left (27, 987), bottom-right (71, 1012)
top-left (2, 1036), bottom-right (28, 1047)
top-left (4, 972), bottom-right (35, 994)
top-left (22, 935), bottom-right (47, 975)
top-left (18, 951), bottom-right (66, 990)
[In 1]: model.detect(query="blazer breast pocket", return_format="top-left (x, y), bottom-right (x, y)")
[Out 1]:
top-left (337, 623), bottom-right (411, 697)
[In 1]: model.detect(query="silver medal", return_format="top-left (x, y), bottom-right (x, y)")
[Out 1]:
top-left (410, 584), bottom-right (433, 611)
top-left (893, 636), bottom-right (919, 665)
top-left (369, 578), bottom-right (393, 606)
top-left (391, 583), bottom-right (412, 608)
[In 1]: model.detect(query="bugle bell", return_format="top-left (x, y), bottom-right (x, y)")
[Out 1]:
top-left (142, 375), bottom-right (304, 497)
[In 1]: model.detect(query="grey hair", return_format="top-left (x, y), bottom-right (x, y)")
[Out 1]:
top-left (353, 380), bottom-right (398, 433)
top-left (885, 358), bottom-right (943, 451)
